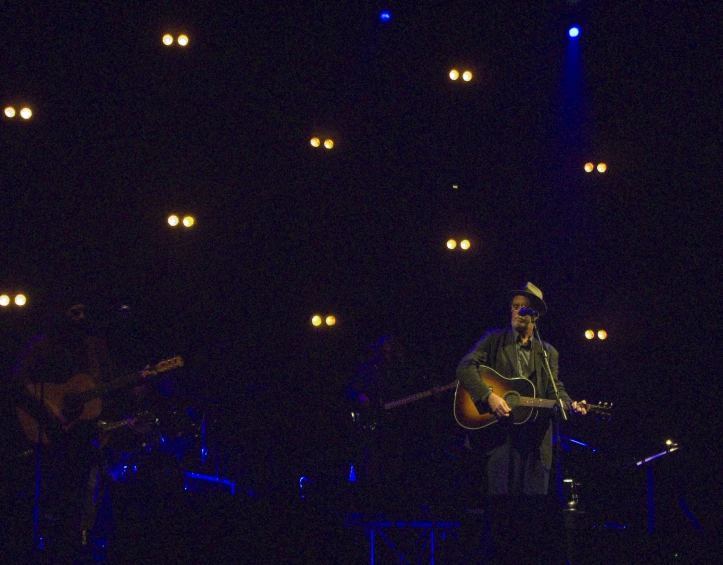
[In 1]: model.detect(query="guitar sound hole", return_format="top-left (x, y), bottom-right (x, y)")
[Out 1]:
top-left (64, 396), bottom-right (84, 420)
top-left (504, 391), bottom-right (520, 410)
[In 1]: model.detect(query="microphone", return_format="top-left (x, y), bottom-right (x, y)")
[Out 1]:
top-left (518, 307), bottom-right (539, 318)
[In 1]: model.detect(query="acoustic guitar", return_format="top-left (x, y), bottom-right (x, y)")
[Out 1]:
top-left (16, 356), bottom-right (184, 445)
top-left (453, 365), bottom-right (612, 430)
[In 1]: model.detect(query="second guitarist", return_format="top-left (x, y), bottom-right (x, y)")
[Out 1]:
top-left (12, 296), bottom-right (113, 560)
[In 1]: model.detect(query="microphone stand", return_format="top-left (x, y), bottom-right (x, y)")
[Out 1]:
top-left (33, 380), bottom-right (45, 557)
top-left (532, 319), bottom-right (567, 421)
top-left (531, 317), bottom-right (568, 509)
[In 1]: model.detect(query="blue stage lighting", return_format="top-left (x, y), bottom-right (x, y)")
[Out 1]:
top-left (380, 11), bottom-right (391, 22)
top-left (569, 26), bottom-right (580, 38)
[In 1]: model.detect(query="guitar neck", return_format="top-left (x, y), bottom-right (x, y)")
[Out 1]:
top-left (517, 397), bottom-right (611, 418)
top-left (73, 356), bottom-right (183, 405)
top-left (385, 390), bottom-right (434, 410)
top-left (517, 396), bottom-right (559, 409)
top-left (384, 382), bottom-right (457, 410)
top-left (98, 418), bottom-right (134, 433)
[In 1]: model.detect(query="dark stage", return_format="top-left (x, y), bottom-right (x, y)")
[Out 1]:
top-left (1, 1), bottom-right (719, 563)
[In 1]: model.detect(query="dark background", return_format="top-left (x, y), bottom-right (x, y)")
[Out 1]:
top-left (1, 0), bottom-right (720, 561)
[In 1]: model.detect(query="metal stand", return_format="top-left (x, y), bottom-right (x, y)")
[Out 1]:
top-left (532, 319), bottom-right (571, 563)
top-left (635, 440), bottom-right (680, 534)
top-left (351, 518), bottom-right (459, 565)
top-left (532, 320), bottom-right (567, 421)
top-left (32, 381), bottom-right (46, 556)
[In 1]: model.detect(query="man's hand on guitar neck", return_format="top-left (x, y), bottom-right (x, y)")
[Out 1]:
top-left (570, 400), bottom-right (588, 416)
top-left (487, 392), bottom-right (512, 419)
top-left (139, 364), bottom-right (157, 379)
top-left (488, 393), bottom-right (588, 419)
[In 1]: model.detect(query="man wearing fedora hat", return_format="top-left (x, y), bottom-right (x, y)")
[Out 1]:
top-left (456, 282), bottom-right (588, 563)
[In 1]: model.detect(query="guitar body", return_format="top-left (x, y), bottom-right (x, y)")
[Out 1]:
top-left (454, 366), bottom-right (539, 430)
top-left (17, 373), bottom-right (102, 444)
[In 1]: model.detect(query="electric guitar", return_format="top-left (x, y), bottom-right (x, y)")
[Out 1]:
top-left (353, 381), bottom-right (457, 431)
top-left (16, 356), bottom-right (184, 445)
top-left (453, 365), bottom-right (612, 430)
top-left (383, 381), bottom-right (457, 411)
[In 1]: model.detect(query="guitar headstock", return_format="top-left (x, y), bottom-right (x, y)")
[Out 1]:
top-left (150, 356), bottom-right (185, 375)
top-left (589, 401), bottom-right (613, 421)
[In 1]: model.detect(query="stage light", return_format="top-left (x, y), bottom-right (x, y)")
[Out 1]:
top-left (449, 69), bottom-right (459, 81)
top-left (0, 295), bottom-right (10, 307)
top-left (597, 163), bottom-right (607, 173)
top-left (310, 137), bottom-right (320, 148)
top-left (597, 330), bottom-right (608, 340)
top-left (452, 184), bottom-right (459, 189)
top-left (163, 34), bottom-right (174, 46)
top-left (584, 330), bottom-right (594, 340)
top-left (15, 294), bottom-right (27, 306)
top-left (20, 107), bottom-right (32, 119)
top-left (446, 239), bottom-right (457, 250)
top-left (323, 139), bottom-right (334, 149)
top-left (168, 215), bottom-right (180, 227)
top-left (325, 315), bottom-right (336, 326)
top-left (380, 11), bottom-right (391, 21)
top-left (462, 71), bottom-right (473, 82)
top-left (569, 27), bottom-right (580, 38)
top-left (4, 107), bottom-right (16, 118)
top-left (177, 34), bottom-right (189, 46)
top-left (460, 239), bottom-right (471, 250)
top-left (311, 315), bottom-right (322, 327)
top-left (182, 215), bottom-right (195, 228)
top-left (584, 162), bottom-right (594, 173)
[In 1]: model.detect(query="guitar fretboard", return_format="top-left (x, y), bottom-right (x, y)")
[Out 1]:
top-left (517, 397), bottom-right (610, 418)
top-left (517, 397), bottom-right (559, 409)
top-left (384, 382), bottom-right (457, 410)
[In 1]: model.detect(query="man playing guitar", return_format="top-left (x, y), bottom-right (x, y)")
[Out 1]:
top-left (12, 297), bottom-right (111, 562)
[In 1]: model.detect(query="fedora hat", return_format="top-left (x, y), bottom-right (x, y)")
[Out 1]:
top-left (508, 282), bottom-right (547, 316)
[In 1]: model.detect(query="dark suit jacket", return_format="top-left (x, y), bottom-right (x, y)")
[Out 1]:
top-left (456, 327), bottom-right (572, 494)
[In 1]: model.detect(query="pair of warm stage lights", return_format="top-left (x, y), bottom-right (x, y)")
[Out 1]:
top-left (1, 294), bottom-right (27, 307)
top-left (449, 70), bottom-right (473, 82)
top-left (162, 34), bottom-right (189, 46)
top-left (4, 107), bottom-right (33, 119)
top-left (310, 138), bottom-right (334, 149)
top-left (585, 330), bottom-right (608, 340)
top-left (311, 315), bottom-right (336, 327)
top-left (168, 215), bottom-right (195, 227)
top-left (447, 239), bottom-right (471, 250)
top-left (585, 163), bottom-right (607, 173)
